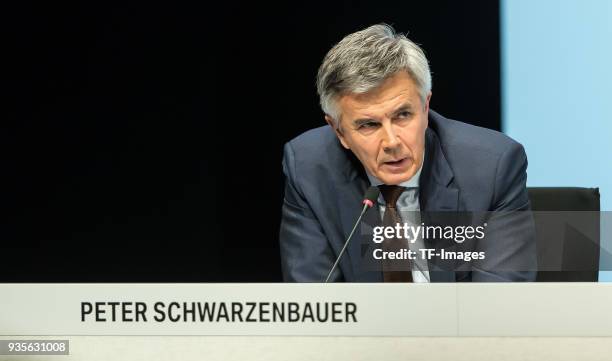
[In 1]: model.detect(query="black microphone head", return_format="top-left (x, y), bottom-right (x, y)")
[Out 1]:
top-left (363, 186), bottom-right (380, 208)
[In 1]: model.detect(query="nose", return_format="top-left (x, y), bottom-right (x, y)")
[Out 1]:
top-left (381, 122), bottom-right (400, 152)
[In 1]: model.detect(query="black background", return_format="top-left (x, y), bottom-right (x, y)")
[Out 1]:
top-left (3, 1), bottom-right (500, 281)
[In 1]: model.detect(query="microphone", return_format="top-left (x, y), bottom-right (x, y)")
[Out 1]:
top-left (324, 186), bottom-right (380, 283)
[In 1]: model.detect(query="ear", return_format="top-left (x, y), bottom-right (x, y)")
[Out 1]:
top-left (325, 115), bottom-right (350, 149)
top-left (424, 91), bottom-right (432, 112)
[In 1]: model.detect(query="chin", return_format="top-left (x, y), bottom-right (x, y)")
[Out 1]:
top-left (379, 173), bottom-right (412, 185)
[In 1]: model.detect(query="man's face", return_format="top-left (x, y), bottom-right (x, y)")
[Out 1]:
top-left (327, 71), bottom-right (431, 185)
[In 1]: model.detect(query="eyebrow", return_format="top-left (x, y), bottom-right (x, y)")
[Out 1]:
top-left (390, 103), bottom-right (414, 117)
top-left (352, 117), bottom-right (378, 127)
top-left (351, 103), bottom-right (415, 126)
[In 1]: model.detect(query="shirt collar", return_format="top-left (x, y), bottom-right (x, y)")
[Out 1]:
top-left (366, 151), bottom-right (424, 188)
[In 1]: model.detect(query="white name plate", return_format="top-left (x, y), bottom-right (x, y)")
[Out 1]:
top-left (1, 283), bottom-right (611, 336)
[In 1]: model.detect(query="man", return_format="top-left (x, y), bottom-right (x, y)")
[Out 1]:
top-left (279, 24), bottom-right (537, 282)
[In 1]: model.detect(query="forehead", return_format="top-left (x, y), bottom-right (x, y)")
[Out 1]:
top-left (338, 71), bottom-right (421, 119)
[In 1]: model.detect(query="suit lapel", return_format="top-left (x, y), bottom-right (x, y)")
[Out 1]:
top-left (419, 128), bottom-right (458, 211)
top-left (336, 150), bottom-right (383, 282)
top-left (420, 127), bottom-right (459, 282)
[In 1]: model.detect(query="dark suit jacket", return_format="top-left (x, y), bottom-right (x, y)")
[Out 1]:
top-left (279, 110), bottom-right (537, 282)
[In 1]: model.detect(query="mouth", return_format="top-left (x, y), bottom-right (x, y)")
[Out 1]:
top-left (381, 157), bottom-right (410, 172)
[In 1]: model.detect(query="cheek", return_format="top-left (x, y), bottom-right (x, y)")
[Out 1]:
top-left (403, 123), bottom-right (427, 150)
top-left (399, 132), bottom-right (420, 150)
top-left (350, 137), bottom-right (380, 163)
top-left (363, 139), bottom-right (382, 162)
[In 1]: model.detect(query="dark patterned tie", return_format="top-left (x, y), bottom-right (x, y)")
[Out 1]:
top-left (379, 185), bottom-right (413, 282)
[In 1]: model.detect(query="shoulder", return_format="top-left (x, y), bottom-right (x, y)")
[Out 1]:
top-left (283, 125), bottom-right (352, 178)
top-left (428, 110), bottom-right (523, 158)
top-left (427, 110), bottom-right (529, 209)
top-left (286, 125), bottom-right (338, 155)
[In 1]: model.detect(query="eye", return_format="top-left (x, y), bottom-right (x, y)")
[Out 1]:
top-left (397, 111), bottom-right (411, 119)
top-left (358, 121), bottom-right (380, 129)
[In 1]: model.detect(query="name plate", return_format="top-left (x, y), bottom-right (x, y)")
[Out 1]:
top-left (1, 283), bottom-right (611, 336)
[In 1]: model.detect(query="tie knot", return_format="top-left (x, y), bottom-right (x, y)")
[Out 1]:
top-left (378, 185), bottom-right (405, 208)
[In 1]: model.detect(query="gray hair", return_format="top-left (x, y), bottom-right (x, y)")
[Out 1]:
top-left (316, 24), bottom-right (432, 124)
